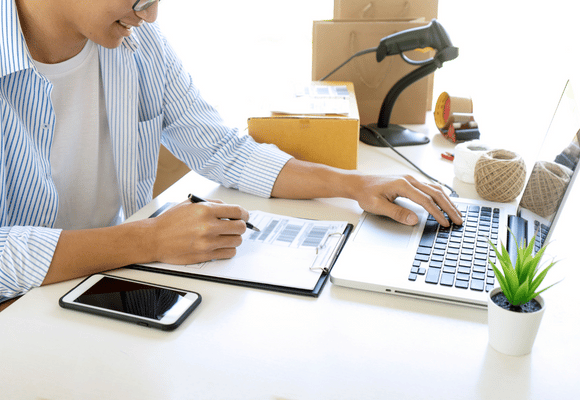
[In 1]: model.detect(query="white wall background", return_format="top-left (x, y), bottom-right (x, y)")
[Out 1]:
top-left (157, 0), bottom-right (580, 153)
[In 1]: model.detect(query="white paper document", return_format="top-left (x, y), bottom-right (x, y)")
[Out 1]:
top-left (139, 211), bottom-right (349, 291)
top-left (270, 84), bottom-right (351, 116)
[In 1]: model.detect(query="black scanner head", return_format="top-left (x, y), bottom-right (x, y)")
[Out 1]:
top-left (376, 19), bottom-right (455, 62)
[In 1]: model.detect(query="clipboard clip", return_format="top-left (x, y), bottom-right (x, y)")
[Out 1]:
top-left (310, 232), bottom-right (344, 273)
top-left (315, 232), bottom-right (342, 255)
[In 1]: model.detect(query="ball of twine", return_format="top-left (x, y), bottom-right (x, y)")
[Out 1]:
top-left (474, 149), bottom-right (527, 203)
top-left (520, 161), bottom-right (572, 218)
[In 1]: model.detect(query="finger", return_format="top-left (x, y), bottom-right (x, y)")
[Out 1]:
top-left (186, 202), bottom-right (251, 229)
top-left (210, 234), bottom-right (244, 249)
top-left (382, 177), bottom-right (451, 227)
top-left (192, 238), bottom-right (243, 261)
top-left (377, 200), bottom-right (420, 226)
top-left (188, 230), bottom-right (244, 253)
top-left (205, 198), bottom-right (224, 204)
top-left (207, 247), bottom-right (238, 260)
top-left (164, 247), bottom-right (239, 265)
top-left (407, 178), bottom-right (463, 225)
top-left (214, 218), bottom-right (248, 236)
top-left (211, 203), bottom-right (250, 223)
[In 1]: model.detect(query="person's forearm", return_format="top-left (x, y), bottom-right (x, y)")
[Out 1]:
top-left (270, 158), bottom-right (463, 227)
top-left (42, 220), bottom-right (156, 286)
top-left (271, 158), bottom-right (360, 200)
top-left (42, 200), bottom-right (252, 286)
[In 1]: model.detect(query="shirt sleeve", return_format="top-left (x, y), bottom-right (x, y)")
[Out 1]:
top-left (0, 226), bottom-right (61, 302)
top-left (155, 32), bottom-right (293, 198)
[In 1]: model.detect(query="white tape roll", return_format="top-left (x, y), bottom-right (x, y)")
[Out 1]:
top-left (453, 140), bottom-right (494, 184)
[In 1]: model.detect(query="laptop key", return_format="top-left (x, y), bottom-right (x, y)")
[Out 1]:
top-left (458, 266), bottom-right (471, 275)
top-left (419, 220), bottom-right (439, 248)
top-left (440, 273), bottom-right (455, 286)
top-left (472, 271), bottom-right (485, 280)
top-left (431, 254), bottom-right (444, 262)
top-left (472, 265), bottom-right (486, 273)
top-left (415, 254), bottom-right (430, 262)
top-left (456, 273), bottom-right (470, 281)
top-left (455, 280), bottom-right (469, 289)
top-left (425, 268), bottom-right (441, 284)
top-left (470, 279), bottom-right (484, 291)
top-left (416, 246), bottom-right (432, 256)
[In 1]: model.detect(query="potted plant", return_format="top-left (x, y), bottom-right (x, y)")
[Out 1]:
top-left (487, 234), bottom-right (559, 356)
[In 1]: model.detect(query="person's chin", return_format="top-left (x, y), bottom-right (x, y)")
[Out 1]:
top-left (95, 22), bottom-right (133, 48)
top-left (100, 39), bottom-right (125, 49)
top-left (96, 31), bottom-right (127, 49)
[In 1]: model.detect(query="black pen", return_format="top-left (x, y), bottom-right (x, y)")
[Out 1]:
top-left (188, 193), bottom-right (260, 232)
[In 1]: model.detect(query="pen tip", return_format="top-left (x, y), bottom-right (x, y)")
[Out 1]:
top-left (252, 227), bottom-right (261, 232)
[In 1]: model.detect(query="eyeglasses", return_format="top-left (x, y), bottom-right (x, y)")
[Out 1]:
top-left (132, 0), bottom-right (159, 12)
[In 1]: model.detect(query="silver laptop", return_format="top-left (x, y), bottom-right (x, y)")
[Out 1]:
top-left (331, 80), bottom-right (580, 308)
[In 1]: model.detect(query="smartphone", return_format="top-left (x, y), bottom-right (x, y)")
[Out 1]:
top-left (59, 274), bottom-right (201, 331)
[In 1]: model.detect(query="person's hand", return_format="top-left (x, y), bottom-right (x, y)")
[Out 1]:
top-left (149, 199), bottom-right (250, 265)
top-left (351, 174), bottom-right (463, 227)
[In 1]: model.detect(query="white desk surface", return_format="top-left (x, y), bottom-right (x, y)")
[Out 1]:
top-left (1, 119), bottom-right (579, 400)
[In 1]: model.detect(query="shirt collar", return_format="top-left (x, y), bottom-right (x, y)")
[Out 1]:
top-left (1, 0), bottom-right (35, 78)
top-left (123, 32), bottom-right (140, 53)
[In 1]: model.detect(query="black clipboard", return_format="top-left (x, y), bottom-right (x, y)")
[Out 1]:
top-left (128, 203), bottom-right (353, 297)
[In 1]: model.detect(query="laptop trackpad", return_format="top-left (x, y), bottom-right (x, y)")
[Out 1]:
top-left (352, 213), bottom-right (417, 249)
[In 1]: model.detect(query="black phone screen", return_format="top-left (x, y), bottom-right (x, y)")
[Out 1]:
top-left (74, 276), bottom-right (188, 320)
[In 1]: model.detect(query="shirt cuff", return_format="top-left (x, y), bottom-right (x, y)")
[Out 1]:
top-left (237, 143), bottom-right (293, 198)
top-left (0, 226), bottom-right (61, 300)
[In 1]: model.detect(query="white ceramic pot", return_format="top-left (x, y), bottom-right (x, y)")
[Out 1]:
top-left (487, 287), bottom-right (546, 356)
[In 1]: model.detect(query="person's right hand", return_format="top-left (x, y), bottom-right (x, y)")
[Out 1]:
top-left (148, 199), bottom-right (250, 265)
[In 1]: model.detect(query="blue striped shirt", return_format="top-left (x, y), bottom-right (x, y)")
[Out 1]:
top-left (0, 0), bottom-right (292, 301)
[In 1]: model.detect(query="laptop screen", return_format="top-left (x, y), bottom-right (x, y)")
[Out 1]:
top-left (517, 80), bottom-right (580, 247)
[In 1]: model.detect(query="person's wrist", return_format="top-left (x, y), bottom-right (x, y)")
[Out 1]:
top-left (123, 219), bottom-right (159, 264)
top-left (323, 169), bottom-right (365, 202)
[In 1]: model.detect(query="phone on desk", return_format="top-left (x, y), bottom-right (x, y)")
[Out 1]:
top-left (59, 274), bottom-right (201, 331)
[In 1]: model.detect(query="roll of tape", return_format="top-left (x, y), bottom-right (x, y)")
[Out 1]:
top-left (475, 150), bottom-right (527, 203)
top-left (453, 140), bottom-right (494, 184)
top-left (434, 92), bottom-right (474, 131)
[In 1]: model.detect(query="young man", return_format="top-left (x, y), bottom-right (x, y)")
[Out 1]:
top-left (0, 0), bottom-right (462, 302)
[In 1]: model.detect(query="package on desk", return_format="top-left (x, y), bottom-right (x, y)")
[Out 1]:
top-left (312, 19), bottom-right (434, 126)
top-left (248, 81), bottom-right (360, 170)
top-left (333, 0), bottom-right (438, 21)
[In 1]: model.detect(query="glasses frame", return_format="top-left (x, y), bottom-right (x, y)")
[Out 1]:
top-left (132, 0), bottom-right (159, 12)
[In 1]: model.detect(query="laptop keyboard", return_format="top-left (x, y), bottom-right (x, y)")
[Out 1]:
top-left (409, 204), bottom-right (499, 292)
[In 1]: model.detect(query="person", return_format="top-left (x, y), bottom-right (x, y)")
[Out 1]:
top-left (0, 0), bottom-right (462, 303)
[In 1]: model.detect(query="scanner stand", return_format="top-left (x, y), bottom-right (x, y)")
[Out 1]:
top-left (360, 124), bottom-right (429, 147)
top-left (360, 47), bottom-right (458, 148)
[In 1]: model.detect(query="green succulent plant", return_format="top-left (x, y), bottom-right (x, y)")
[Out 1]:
top-left (489, 233), bottom-right (559, 307)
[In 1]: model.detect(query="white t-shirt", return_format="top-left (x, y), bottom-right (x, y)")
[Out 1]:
top-left (34, 41), bottom-right (123, 230)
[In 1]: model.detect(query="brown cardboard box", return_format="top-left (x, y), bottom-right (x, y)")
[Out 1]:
top-left (333, 0), bottom-right (438, 20)
top-left (312, 19), bottom-right (433, 126)
top-left (248, 81), bottom-right (360, 170)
